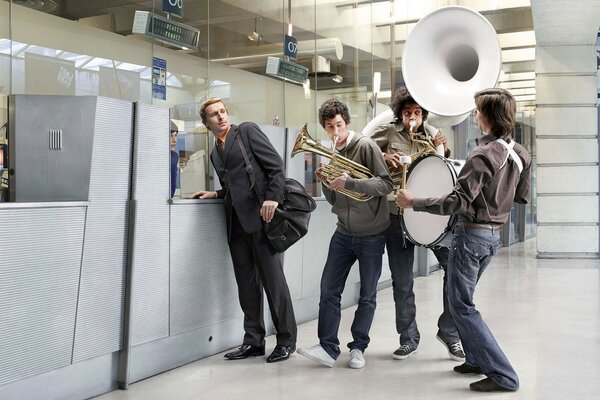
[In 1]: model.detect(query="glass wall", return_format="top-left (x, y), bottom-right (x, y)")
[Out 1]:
top-left (0, 0), bottom-right (538, 231)
top-left (0, 0), bottom-right (385, 200)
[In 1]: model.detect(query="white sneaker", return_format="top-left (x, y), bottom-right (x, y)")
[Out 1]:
top-left (297, 344), bottom-right (335, 367)
top-left (348, 349), bottom-right (365, 369)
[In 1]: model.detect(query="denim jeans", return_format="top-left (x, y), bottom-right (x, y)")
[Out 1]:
top-left (447, 222), bottom-right (519, 390)
top-left (318, 230), bottom-right (386, 359)
top-left (386, 215), bottom-right (459, 347)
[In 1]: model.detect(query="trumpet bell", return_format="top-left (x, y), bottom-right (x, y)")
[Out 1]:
top-left (290, 124), bottom-right (375, 202)
top-left (402, 6), bottom-right (501, 117)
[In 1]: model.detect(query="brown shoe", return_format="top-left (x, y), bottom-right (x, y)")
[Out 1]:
top-left (469, 377), bottom-right (515, 392)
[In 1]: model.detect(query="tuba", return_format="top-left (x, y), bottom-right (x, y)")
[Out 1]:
top-left (402, 6), bottom-right (501, 125)
top-left (291, 124), bottom-right (374, 202)
top-left (364, 6), bottom-right (502, 188)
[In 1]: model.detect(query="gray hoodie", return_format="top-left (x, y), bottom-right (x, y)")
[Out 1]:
top-left (322, 131), bottom-right (393, 236)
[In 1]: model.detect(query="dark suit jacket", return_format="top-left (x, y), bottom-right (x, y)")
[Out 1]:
top-left (210, 122), bottom-right (285, 240)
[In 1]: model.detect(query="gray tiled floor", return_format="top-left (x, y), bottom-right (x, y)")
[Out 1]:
top-left (98, 239), bottom-right (600, 399)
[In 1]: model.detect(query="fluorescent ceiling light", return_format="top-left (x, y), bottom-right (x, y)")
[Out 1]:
top-left (498, 71), bottom-right (536, 82)
top-left (497, 31), bottom-right (536, 48)
top-left (498, 80), bottom-right (535, 89)
top-left (501, 47), bottom-right (536, 63)
top-left (508, 87), bottom-right (536, 96)
top-left (0, 39), bottom-right (28, 55)
top-left (513, 94), bottom-right (536, 102)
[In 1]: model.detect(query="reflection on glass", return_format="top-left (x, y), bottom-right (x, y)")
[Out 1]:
top-left (170, 103), bottom-right (212, 198)
top-left (0, 118), bottom-right (6, 203)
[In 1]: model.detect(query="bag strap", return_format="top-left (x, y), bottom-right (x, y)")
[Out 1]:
top-left (237, 136), bottom-right (264, 203)
top-left (495, 138), bottom-right (523, 173)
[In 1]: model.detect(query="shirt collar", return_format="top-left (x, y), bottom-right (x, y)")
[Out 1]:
top-left (216, 126), bottom-right (232, 147)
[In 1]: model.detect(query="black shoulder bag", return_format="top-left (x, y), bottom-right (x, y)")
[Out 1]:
top-left (237, 137), bottom-right (316, 253)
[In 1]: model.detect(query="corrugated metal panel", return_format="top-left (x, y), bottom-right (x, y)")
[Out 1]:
top-left (169, 204), bottom-right (241, 334)
top-left (129, 104), bottom-right (170, 346)
top-left (72, 97), bottom-right (133, 362)
top-left (0, 207), bottom-right (85, 385)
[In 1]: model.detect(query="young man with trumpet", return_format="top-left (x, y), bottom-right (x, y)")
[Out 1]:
top-left (297, 98), bottom-right (392, 369)
top-left (396, 88), bottom-right (531, 392)
top-left (370, 86), bottom-right (465, 362)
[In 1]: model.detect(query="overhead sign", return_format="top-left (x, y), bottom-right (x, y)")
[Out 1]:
top-left (265, 56), bottom-right (308, 85)
top-left (133, 11), bottom-right (199, 50)
top-left (284, 35), bottom-right (298, 61)
top-left (162, 0), bottom-right (183, 17)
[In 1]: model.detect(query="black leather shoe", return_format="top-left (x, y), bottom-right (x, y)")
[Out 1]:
top-left (224, 344), bottom-right (265, 360)
top-left (469, 377), bottom-right (515, 392)
top-left (453, 363), bottom-right (483, 375)
top-left (266, 344), bottom-right (296, 363)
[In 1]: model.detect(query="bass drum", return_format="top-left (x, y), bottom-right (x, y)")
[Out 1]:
top-left (402, 155), bottom-right (464, 247)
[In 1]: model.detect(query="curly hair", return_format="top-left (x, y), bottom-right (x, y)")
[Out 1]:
top-left (318, 98), bottom-right (351, 128)
top-left (474, 88), bottom-right (516, 140)
top-left (389, 86), bottom-right (429, 122)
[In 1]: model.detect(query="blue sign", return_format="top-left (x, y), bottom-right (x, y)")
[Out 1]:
top-left (284, 35), bottom-right (298, 61)
top-left (152, 57), bottom-right (167, 100)
top-left (162, 0), bottom-right (183, 17)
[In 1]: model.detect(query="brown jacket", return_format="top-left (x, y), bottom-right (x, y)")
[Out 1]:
top-left (413, 134), bottom-right (531, 224)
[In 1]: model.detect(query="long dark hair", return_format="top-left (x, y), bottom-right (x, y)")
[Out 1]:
top-left (474, 88), bottom-right (516, 140)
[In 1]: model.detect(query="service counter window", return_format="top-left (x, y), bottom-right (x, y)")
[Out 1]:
top-left (170, 111), bottom-right (211, 199)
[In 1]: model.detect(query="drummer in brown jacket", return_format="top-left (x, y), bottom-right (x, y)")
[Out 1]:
top-left (396, 88), bottom-right (531, 392)
top-left (370, 86), bottom-right (465, 362)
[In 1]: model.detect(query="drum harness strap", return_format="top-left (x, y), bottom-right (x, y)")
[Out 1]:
top-left (495, 139), bottom-right (523, 174)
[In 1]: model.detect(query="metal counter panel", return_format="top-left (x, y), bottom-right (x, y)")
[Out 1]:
top-left (73, 97), bottom-right (133, 362)
top-left (129, 104), bottom-right (170, 346)
top-left (0, 207), bottom-right (86, 385)
top-left (169, 203), bottom-right (241, 335)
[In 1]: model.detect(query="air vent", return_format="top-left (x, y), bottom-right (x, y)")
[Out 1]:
top-left (48, 129), bottom-right (62, 150)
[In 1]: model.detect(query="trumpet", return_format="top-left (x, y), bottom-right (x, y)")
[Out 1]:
top-left (291, 124), bottom-right (374, 202)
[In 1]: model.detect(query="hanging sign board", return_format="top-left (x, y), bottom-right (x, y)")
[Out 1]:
top-left (284, 35), bottom-right (298, 61)
top-left (162, 0), bottom-right (183, 17)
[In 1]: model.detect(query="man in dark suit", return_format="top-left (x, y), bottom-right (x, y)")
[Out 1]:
top-left (190, 97), bottom-right (296, 363)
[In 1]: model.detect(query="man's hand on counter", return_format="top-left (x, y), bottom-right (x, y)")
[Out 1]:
top-left (188, 190), bottom-right (218, 199)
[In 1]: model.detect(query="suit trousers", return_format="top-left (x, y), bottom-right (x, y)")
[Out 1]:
top-left (228, 210), bottom-right (297, 348)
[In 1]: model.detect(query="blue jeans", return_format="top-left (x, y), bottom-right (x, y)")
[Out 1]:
top-left (447, 223), bottom-right (519, 390)
top-left (386, 215), bottom-right (459, 347)
top-left (318, 230), bottom-right (386, 359)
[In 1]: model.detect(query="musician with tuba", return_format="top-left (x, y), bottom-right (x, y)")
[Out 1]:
top-left (297, 98), bottom-right (392, 370)
top-left (370, 86), bottom-right (465, 362)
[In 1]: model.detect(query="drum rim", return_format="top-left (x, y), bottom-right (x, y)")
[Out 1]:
top-left (406, 153), bottom-right (448, 175)
top-left (403, 154), bottom-right (460, 247)
top-left (402, 213), bottom-right (459, 247)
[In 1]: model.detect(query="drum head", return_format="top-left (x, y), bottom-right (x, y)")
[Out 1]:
top-left (403, 155), bottom-right (459, 246)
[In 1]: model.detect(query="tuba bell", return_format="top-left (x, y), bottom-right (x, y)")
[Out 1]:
top-left (291, 124), bottom-right (374, 202)
top-left (402, 6), bottom-right (501, 125)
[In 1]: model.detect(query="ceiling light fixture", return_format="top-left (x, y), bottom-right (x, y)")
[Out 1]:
top-left (247, 18), bottom-right (261, 42)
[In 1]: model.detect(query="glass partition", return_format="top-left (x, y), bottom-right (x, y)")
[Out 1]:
top-left (0, 0), bottom-right (538, 228)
